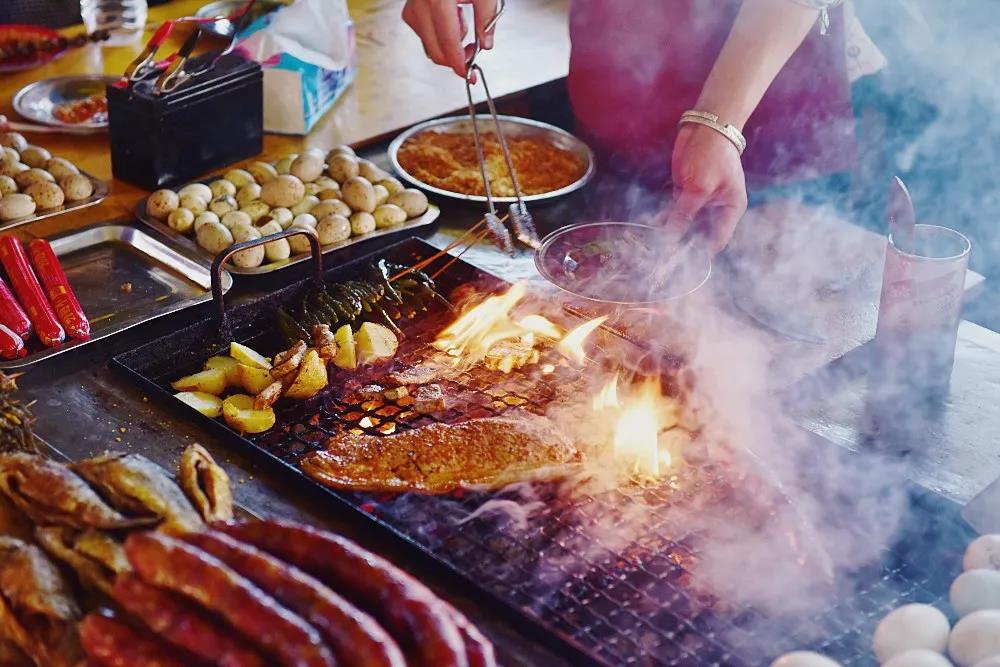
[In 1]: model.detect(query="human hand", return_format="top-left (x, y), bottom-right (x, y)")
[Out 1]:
top-left (401, 0), bottom-right (499, 77)
top-left (664, 124), bottom-right (748, 254)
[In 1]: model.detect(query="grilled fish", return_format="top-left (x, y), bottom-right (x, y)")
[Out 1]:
top-left (35, 527), bottom-right (130, 596)
top-left (178, 444), bottom-right (234, 523)
top-left (0, 536), bottom-right (82, 667)
top-left (0, 453), bottom-right (147, 530)
top-left (72, 452), bottom-right (203, 533)
top-left (302, 414), bottom-right (582, 494)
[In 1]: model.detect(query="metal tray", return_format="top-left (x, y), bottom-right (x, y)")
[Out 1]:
top-left (1, 171), bottom-right (108, 233)
top-left (111, 238), bottom-right (974, 667)
top-left (387, 114), bottom-right (595, 204)
top-left (0, 222), bottom-right (232, 369)
top-left (13, 75), bottom-right (114, 132)
top-left (135, 197), bottom-right (440, 277)
top-left (194, 0), bottom-right (286, 37)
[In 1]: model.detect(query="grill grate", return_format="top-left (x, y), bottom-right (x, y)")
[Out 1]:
top-left (114, 239), bottom-right (972, 667)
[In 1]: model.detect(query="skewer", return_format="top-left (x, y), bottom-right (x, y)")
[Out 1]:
top-left (430, 227), bottom-right (492, 280)
top-left (389, 214), bottom-right (509, 282)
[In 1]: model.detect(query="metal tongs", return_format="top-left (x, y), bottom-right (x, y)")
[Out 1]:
top-left (121, 0), bottom-right (256, 94)
top-left (463, 0), bottom-right (540, 255)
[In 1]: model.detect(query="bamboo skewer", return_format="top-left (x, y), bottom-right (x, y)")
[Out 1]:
top-left (389, 213), bottom-right (509, 282)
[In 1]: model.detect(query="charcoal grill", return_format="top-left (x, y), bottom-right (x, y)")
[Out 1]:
top-left (113, 238), bottom-right (975, 667)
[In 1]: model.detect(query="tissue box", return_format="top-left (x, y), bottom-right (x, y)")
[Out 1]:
top-left (237, 3), bottom-right (356, 136)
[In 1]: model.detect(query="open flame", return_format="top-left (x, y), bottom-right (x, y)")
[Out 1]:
top-left (433, 283), bottom-right (605, 371)
top-left (593, 373), bottom-right (676, 478)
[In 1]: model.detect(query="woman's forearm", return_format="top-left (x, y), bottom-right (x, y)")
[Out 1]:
top-left (695, 0), bottom-right (822, 130)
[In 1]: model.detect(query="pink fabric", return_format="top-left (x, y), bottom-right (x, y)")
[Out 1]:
top-left (567, 1), bottom-right (857, 188)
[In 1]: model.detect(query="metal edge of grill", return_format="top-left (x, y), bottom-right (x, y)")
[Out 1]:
top-left (111, 236), bottom-right (977, 667)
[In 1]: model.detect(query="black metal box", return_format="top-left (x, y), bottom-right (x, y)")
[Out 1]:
top-left (107, 53), bottom-right (263, 190)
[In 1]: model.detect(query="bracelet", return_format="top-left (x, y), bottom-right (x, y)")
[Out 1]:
top-left (677, 110), bottom-right (747, 156)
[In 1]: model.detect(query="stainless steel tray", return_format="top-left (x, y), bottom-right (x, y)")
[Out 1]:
top-left (0, 223), bottom-right (233, 369)
top-left (13, 75), bottom-right (114, 132)
top-left (134, 198), bottom-right (440, 276)
top-left (387, 114), bottom-right (595, 204)
top-left (0, 171), bottom-right (108, 233)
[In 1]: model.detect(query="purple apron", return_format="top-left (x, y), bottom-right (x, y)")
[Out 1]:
top-left (567, 1), bottom-right (856, 188)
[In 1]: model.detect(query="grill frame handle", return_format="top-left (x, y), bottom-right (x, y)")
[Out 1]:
top-left (210, 227), bottom-right (324, 341)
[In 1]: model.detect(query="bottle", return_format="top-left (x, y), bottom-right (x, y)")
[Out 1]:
top-left (80, 0), bottom-right (148, 45)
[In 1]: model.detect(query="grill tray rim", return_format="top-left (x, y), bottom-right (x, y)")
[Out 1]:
top-left (111, 237), bottom-right (976, 667)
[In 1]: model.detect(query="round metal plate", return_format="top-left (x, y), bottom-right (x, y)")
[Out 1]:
top-left (13, 75), bottom-right (115, 132)
top-left (534, 222), bottom-right (712, 306)
top-left (195, 0), bottom-right (284, 37)
top-left (388, 114), bottom-right (595, 204)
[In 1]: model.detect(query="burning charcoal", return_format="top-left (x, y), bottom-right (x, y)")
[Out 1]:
top-left (384, 386), bottom-right (409, 401)
top-left (357, 385), bottom-right (385, 401)
top-left (414, 384), bottom-right (446, 414)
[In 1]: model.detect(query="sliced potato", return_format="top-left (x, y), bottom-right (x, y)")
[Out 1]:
top-left (171, 368), bottom-right (227, 396)
top-left (235, 364), bottom-right (274, 395)
top-left (203, 355), bottom-right (240, 385)
top-left (230, 342), bottom-right (271, 369)
top-left (355, 322), bottom-right (399, 365)
top-left (283, 349), bottom-right (328, 400)
top-left (174, 391), bottom-right (223, 418)
top-left (222, 394), bottom-right (276, 433)
top-left (333, 324), bottom-right (357, 370)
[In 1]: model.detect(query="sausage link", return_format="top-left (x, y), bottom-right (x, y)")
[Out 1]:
top-left (124, 531), bottom-right (335, 667)
top-left (0, 237), bottom-right (64, 346)
top-left (112, 572), bottom-right (265, 667)
top-left (0, 275), bottom-right (30, 339)
top-left (27, 239), bottom-right (89, 341)
top-left (220, 520), bottom-right (468, 667)
top-left (79, 609), bottom-right (189, 667)
top-left (0, 323), bottom-right (25, 359)
top-left (184, 530), bottom-right (406, 667)
top-left (445, 606), bottom-right (497, 667)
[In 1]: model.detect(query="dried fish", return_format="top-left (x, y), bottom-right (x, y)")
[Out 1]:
top-left (72, 452), bottom-right (203, 532)
top-left (35, 527), bottom-right (129, 596)
top-left (0, 453), bottom-right (147, 530)
top-left (0, 537), bottom-right (82, 667)
top-left (484, 212), bottom-right (514, 255)
top-left (177, 444), bottom-right (234, 523)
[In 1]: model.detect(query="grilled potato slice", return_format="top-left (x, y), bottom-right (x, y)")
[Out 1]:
top-left (355, 322), bottom-right (398, 365)
top-left (170, 368), bottom-right (227, 396)
top-left (283, 349), bottom-right (328, 400)
top-left (202, 355), bottom-right (240, 386)
top-left (229, 342), bottom-right (271, 370)
top-left (234, 364), bottom-right (274, 395)
top-left (173, 392), bottom-right (223, 418)
top-left (333, 324), bottom-right (357, 370)
top-left (221, 395), bottom-right (276, 433)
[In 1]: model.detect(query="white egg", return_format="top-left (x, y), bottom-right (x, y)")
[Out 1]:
top-left (874, 604), bottom-right (951, 663)
top-left (972, 657), bottom-right (1000, 667)
top-left (965, 536), bottom-right (1000, 572)
top-left (949, 611), bottom-right (1000, 667)
top-left (884, 649), bottom-right (954, 667)
top-left (769, 651), bottom-right (840, 667)
top-left (952, 570), bottom-right (1000, 617)
top-left (178, 183), bottom-right (212, 204)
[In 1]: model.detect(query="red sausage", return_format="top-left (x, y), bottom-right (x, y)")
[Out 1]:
top-left (220, 519), bottom-right (469, 667)
top-left (0, 237), bottom-right (64, 346)
top-left (112, 573), bottom-right (265, 667)
top-left (184, 530), bottom-right (406, 667)
top-left (124, 531), bottom-right (336, 667)
top-left (0, 275), bottom-right (30, 340)
top-left (27, 239), bottom-right (89, 341)
top-left (79, 609), bottom-right (190, 667)
top-left (0, 323), bottom-right (25, 359)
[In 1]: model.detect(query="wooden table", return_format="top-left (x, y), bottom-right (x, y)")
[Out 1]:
top-left (0, 0), bottom-right (570, 240)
